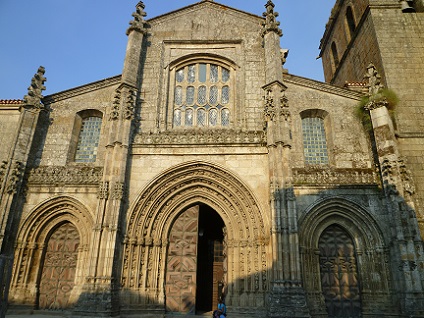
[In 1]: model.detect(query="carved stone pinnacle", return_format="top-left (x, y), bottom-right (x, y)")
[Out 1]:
top-left (127, 1), bottom-right (147, 35)
top-left (23, 66), bottom-right (47, 109)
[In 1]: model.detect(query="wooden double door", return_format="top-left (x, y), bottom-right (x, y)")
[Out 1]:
top-left (165, 205), bottom-right (225, 314)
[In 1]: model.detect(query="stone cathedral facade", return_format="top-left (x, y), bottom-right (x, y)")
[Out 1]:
top-left (1, 0), bottom-right (424, 317)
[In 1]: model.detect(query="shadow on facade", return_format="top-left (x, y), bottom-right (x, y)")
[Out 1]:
top-left (7, 180), bottom-right (424, 318)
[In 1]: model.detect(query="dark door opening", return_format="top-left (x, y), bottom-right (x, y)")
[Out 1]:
top-left (195, 204), bottom-right (225, 314)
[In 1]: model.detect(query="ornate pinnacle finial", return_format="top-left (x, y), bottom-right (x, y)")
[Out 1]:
top-left (364, 63), bottom-right (384, 96)
top-left (23, 66), bottom-right (46, 109)
top-left (126, 1), bottom-right (147, 35)
top-left (262, 0), bottom-right (282, 37)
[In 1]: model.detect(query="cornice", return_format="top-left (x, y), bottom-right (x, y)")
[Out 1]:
top-left (284, 73), bottom-right (364, 100)
top-left (43, 75), bottom-right (121, 104)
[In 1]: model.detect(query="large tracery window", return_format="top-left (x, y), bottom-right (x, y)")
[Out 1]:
top-left (173, 63), bottom-right (231, 128)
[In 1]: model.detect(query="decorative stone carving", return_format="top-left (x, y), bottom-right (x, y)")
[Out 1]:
top-left (279, 94), bottom-right (290, 120)
top-left (6, 161), bottom-right (23, 194)
top-left (264, 89), bottom-right (276, 121)
top-left (363, 63), bottom-right (389, 111)
top-left (27, 166), bottom-right (103, 185)
top-left (364, 63), bottom-right (384, 96)
top-left (126, 2), bottom-right (147, 35)
top-left (398, 158), bottom-right (415, 196)
top-left (124, 89), bottom-right (136, 120)
top-left (0, 160), bottom-right (7, 187)
top-left (261, 1), bottom-right (282, 37)
top-left (112, 182), bottom-right (125, 200)
top-left (98, 181), bottom-right (109, 199)
top-left (110, 88), bottom-right (121, 121)
top-left (134, 129), bottom-right (265, 145)
top-left (23, 66), bottom-right (47, 109)
top-left (293, 167), bottom-right (378, 186)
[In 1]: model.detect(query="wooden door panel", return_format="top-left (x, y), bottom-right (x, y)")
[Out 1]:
top-left (166, 206), bottom-right (199, 314)
top-left (39, 223), bottom-right (79, 310)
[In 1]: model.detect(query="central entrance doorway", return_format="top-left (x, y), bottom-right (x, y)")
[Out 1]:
top-left (165, 204), bottom-right (225, 315)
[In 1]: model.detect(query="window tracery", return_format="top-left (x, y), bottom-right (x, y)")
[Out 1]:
top-left (173, 62), bottom-right (231, 128)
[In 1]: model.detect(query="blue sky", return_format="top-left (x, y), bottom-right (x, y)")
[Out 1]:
top-left (0, 0), bottom-right (335, 99)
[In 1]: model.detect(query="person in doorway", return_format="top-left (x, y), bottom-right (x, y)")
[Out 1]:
top-left (217, 297), bottom-right (227, 317)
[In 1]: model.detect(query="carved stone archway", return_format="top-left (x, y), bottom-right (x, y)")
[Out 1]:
top-left (9, 196), bottom-right (93, 309)
top-left (299, 197), bottom-right (392, 317)
top-left (122, 161), bottom-right (270, 314)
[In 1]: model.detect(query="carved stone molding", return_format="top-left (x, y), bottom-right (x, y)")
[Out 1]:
top-left (293, 167), bottom-right (378, 186)
top-left (27, 166), bottom-right (103, 186)
top-left (134, 129), bottom-right (265, 146)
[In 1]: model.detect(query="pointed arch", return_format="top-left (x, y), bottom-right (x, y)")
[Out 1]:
top-left (17, 196), bottom-right (94, 246)
top-left (299, 196), bottom-right (392, 316)
top-left (122, 161), bottom-right (270, 310)
top-left (127, 160), bottom-right (267, 243)
top-left (9, 196), bottom-right (94, 307)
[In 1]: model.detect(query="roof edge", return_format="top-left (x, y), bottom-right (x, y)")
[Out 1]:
top-left (43, 75), bottom-right (122, 104)
top-left (284, 73), bottom-right (364, 99)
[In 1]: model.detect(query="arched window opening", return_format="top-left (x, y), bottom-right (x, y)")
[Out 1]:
top-left (301, 116), bottom-right (329, 165)
top-left (346, 6), bottom-right (356, 39)
top-left (73, 111), bottom-right (103, 163)
top-left (173, 62), bottom-right (232, 128)
top-left (331, 42), bottom-right (340, 69)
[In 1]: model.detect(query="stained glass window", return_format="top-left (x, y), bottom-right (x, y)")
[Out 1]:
top-left (302, 117), bottom-right (329, 164)
top-left (75, 116), bottom-right (102, 163)
top-left (173, 62), bottom-right (232, 127)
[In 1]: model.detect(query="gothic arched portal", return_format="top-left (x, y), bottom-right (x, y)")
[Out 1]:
top-left (9, 196), bottom-right (93, 309)
top-left (123, 161), bottom-right (270, 314)
top-left (299, 197), bottom-right (392, 317)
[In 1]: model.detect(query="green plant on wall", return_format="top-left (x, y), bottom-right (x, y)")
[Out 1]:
top-left (355, 89), bottom-right (399, 131)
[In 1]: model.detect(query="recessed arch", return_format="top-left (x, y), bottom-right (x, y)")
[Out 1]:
top-left (299, 196), bottom-right (391, 316)
top-left (127, 160), bottom-right (268, 243)
top-left (9, 196), bottom-right (94, 307)
top-left (122, 161), bottom-right (270, 311)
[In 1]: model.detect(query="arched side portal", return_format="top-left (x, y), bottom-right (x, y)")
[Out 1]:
top-left (122, 161), bottom-right (270, 313)
top-left (9, 196), bottom-right (93, 309)
top-left (299, 197), bottom-right (393, 317)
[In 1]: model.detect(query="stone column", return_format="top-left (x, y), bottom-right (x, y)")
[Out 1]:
top-left (365, 63), bottom-right (424, 315)
top-left (74, 2), bottom-right (147, 315)
top-left (261, 2), bottom-right (309, 317)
